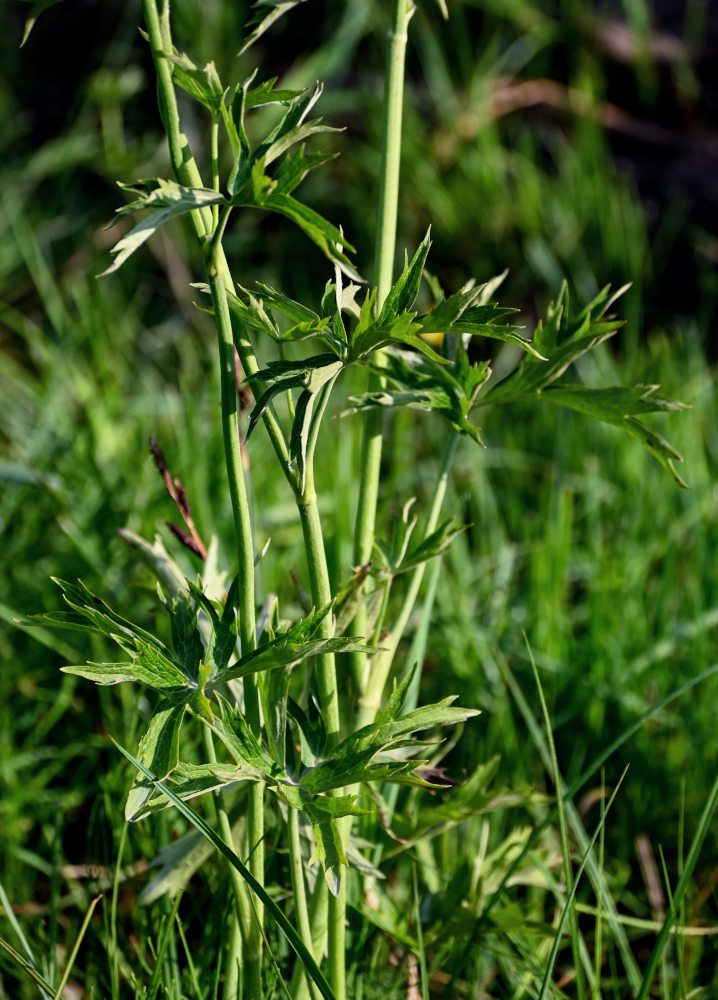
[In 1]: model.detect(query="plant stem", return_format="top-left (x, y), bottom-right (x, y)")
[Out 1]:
top-left (201, 725), bottom-right (257, 1000)
top-left (207, 227), bottom-right (264, 975)
top-left (350, 0), bottom-right (411, 685)
top-left (357, 433), bottom-right (458, 729)
top-left (288, 807), bottom-right (323, 1000)
top-left (142, 0), bottom-right (291, 481)
top-left (296, 450), bottom-right (346, 997)
top-left (142, 0), bottom-right (211, 240)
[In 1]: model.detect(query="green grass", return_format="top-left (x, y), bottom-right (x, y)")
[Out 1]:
top-left (2, 1), bottom-right (718, 998)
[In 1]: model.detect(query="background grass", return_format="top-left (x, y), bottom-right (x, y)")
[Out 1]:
top-left (1, 0), bottom-right (718, 996)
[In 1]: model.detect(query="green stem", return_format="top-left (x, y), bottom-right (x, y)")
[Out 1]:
top-left (350, 0), bottom-right (411, 683)
top-left (142, 0), bottom-right (212, 240)
top-left (290, 880), bottom-right (329, 1000)
top-left (211, 117), bottom-right (220, 229)
top-left (357, 434), bottom-right (458, 729)
top-left (201, 726), bottom-right (258, 1000)
top-left (142, 0), bottom-right (291, 480)
top-left (296, 456), bottom-right (345, 997)
top-left (207, 225), bottom-right (264, 956)
top-left (288, 808), bottom-right (323, 1000)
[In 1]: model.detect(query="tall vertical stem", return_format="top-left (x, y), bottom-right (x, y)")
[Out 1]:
top-left (296, 462), bottom-right (345, 999)
top-left (350, 0), bottom-right (411, 686)
top-left (208, 227), bottom-right (264, 996)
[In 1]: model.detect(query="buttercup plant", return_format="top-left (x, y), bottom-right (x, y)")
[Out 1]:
top-left (26, 1), bottom-right (690, 998)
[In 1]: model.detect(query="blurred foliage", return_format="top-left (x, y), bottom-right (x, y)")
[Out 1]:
top-left (2, 0), bottom-right (718, 996)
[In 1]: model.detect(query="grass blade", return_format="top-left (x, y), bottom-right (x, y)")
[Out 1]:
top-left (538, 768), bottom-right (628, 1000)
top-left (52, 893), bottom-right (102, 1000)
top-left (111, 737), bottom-right (337, 1000)
top-left (635, 771), bottom-right (718, 1000)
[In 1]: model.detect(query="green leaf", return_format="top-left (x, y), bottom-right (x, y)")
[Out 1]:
top-left (131, 761), bottom-right (243, 821)
top-left (395, 515), bottom-right (465, 575)
top-left (350, 312), bottom-right (448, 366)
top-left (100, 179), bottom-right (226, 276)
top-left (60, 649), bottom-right (189, 695)
top-left (208, 634), bottom-right (369, 688)
top-left (208, 695), bottom-right (279, 781)
top-left (346, 346), bottom-right (491, 446)
top-left (254, 83), bottom-right (337, 167)
top-left (377, 229), bottom-right (432, 325)
top-left (301, 685), bottom-right (479, 793)
top-left (125, 703), bottom-right (186, 821)
top-left (482, 283), bottom-right (625, 404)
top-left (289, 359), bottom-right (343, 488)
top-left (541, 383), bottom-right (689, 487)
top-left (164, 50), bottom-right (225, 116)
top-left (244, 77), bottom-right (306, 110)
top-left (272, 150), bottom-right (338, 196)
top-left (259, 666), bottom-right (290, 768)
top-left (246, 354), bottom-right (343, 442)
top-left (255, 191), bottom-right (361, 282)
top-left (287, 697), bottom-right (327, 767)
top-left (20, 0), bottom-right (64, 47)
top-left (159, 588), bottom-right (204, 684)
top-left (187, 578), bottom-right (240, 673)
top-left (239, 1), bottom-right (306, 56)
top-left (416, 290), bottom-right (543, 358)
top-left (478, 285), bottom-right (688, 484)
top-left (117, 530), bottom-right (189, 600)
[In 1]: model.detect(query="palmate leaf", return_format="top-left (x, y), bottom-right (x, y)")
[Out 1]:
top-left (482, 282), bottom-right (626, 404)
top-left (480, 284), bottom-right (688, 484)
top-left (541, 384), bottom-right (689, 487)
top-left (301, 668), bottom-right (480, 793)
top-left (99, 179), bottom-right (226, 276)
top-left (347, 346), bottom-right (492, 446)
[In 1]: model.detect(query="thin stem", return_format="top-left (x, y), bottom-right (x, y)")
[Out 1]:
top-left (201, 726), bottom-right (257, 1000)
top-left (211, 117), bottom-right (220, 229)
top-left (357, 434), bottom-right (458, 729)
top-left (288, 808), bottom-right (323, 1000)
top-left (141, 0), bottom-right (211, 239)
top-left (207, 225), bottom-right (265, 954)
top-left (350, 0), bottom-right (411, 683)
top-left (290, 882), bottom-right (329, 1000)
top-left (142, 0), bottom-right (291, 480)
top-left (296, 455), bottom-right (345, 997)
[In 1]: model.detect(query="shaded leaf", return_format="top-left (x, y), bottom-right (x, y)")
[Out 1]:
top-left (239, 1), bottom-right (305, 55)
top-left (20, 0), bottom-right (64, 47)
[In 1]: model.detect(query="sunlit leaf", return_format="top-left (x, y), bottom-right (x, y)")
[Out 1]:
top-left (100, 179), bottom-right (226, 275)
top-left (125, 703), bottom-right (186, 821)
